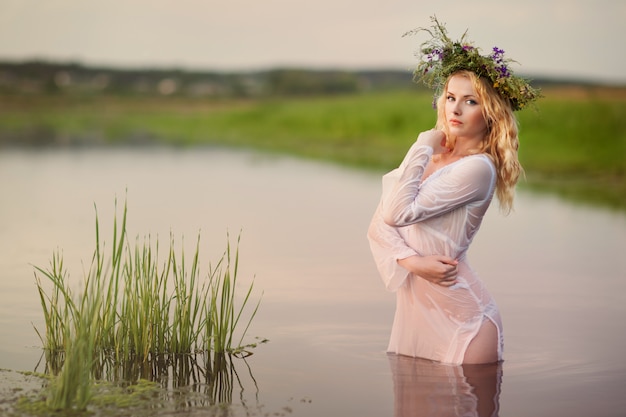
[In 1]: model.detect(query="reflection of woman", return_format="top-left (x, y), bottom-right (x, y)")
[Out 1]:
top-left (367, 17), bottom-right (540, 364)
top-left (388, 354), bottom-right (502, 417)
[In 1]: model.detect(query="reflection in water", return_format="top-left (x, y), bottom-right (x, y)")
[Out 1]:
top-left (37, 350), bottom-right (258, 409)
top-left (388, 354), bottom-right (502, 417)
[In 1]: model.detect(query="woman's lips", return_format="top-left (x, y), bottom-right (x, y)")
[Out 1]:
top-left (449, 119), bottom-right (462, 126)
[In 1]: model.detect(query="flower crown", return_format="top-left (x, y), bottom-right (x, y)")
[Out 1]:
top-left (403, 16), bottom-right (541, 111)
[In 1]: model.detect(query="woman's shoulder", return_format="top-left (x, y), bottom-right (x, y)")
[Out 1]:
top-left (452, 153), bottom-right (497, 182)
top-left (460, 153), bottom-right (495, 169)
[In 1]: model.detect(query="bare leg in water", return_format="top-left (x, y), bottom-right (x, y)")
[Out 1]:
top-left (464, 319), bottom-right (499, 364)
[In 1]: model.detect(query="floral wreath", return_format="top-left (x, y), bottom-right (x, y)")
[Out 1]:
top-left (403, 16), bottom-right (541, 111)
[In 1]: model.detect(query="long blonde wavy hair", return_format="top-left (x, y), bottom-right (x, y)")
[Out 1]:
top-left (434, 70), bottom-right (522, 214)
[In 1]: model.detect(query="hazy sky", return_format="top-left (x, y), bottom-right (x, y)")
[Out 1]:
top-left (0, 0), bottom-right (624, 83)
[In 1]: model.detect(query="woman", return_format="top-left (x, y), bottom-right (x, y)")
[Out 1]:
top-left (367, 17), bottom-right (540, 365)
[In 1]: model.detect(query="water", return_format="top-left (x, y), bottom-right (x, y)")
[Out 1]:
top-left (1, 147), bottom-right (625, 416)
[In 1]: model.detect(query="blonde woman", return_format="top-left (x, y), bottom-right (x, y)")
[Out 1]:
top-left (367, 18), bottom-right (540, 365)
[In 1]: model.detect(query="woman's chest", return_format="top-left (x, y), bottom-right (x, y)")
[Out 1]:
top-left (421, 157), bottom-right (460, 183)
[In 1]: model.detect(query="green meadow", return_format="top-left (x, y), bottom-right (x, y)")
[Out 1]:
top-left (1, 87), bottom-right (624, 208)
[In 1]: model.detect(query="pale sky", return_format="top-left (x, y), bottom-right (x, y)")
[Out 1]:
top-left (0, 0), bottom-right (624, 84)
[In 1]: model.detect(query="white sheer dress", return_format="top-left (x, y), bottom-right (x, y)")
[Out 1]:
top-left (367, 142), bottom-right (503, 364)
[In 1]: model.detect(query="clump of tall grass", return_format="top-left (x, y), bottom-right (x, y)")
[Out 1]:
top-left (33, 198), bottom-right (262, 410)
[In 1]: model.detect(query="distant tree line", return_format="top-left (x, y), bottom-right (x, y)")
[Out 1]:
top-left (0, 61), bottom-right (424, 97)
top-left (0, 60), bottom-right (598, 98)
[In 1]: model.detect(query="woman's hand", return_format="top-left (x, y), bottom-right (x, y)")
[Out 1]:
top-left (416, 129), bottom-right (450, 155)
top-left (397, 254), bottom-right (459, 287)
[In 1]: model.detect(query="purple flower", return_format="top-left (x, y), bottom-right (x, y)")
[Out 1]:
top-left (495, 65), bottom-right (511, 78)
top-left (491, 47), bottom-right (506, 64)
top-left (427, 48), bottom-right (443, 61)
top-left (489, 47), bottom-right (510, 77)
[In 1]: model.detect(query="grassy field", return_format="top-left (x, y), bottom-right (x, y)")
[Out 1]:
top-left (1, 87), bottom-right (624, 209)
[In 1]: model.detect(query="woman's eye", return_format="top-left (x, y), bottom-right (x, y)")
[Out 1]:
top-left (446, 96), bottom-right (455, 102)
top-left (466, 99), bottom-right (478, 105)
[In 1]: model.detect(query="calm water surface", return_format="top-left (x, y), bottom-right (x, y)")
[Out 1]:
top-left (1, 148), bottom-right (625, 416)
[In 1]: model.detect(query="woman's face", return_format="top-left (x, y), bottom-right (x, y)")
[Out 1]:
top-left (444, 74), bottom-right (488, 141)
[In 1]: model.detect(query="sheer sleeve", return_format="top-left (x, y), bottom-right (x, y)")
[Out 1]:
top-left (382, 146), bottom-right (496, 227)
top-left (367, 202), bottom-right (418, 292)
top-left (366, 142), bottom-right (429, 292)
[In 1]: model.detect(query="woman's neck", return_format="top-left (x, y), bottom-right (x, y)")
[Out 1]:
top-left (449, 135), bottom-right (484, 158)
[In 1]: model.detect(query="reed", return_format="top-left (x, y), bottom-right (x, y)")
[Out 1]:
top-left (205, 233), bottom-right (262, 354)
top-left (170, 234), bottom-right (207, 354)
top-left (33, 198), bottom-right (262, 410)
top-left (44, 274), bottom-right (100, 410)
top-left (34, 252), bottom-right (74, 355)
